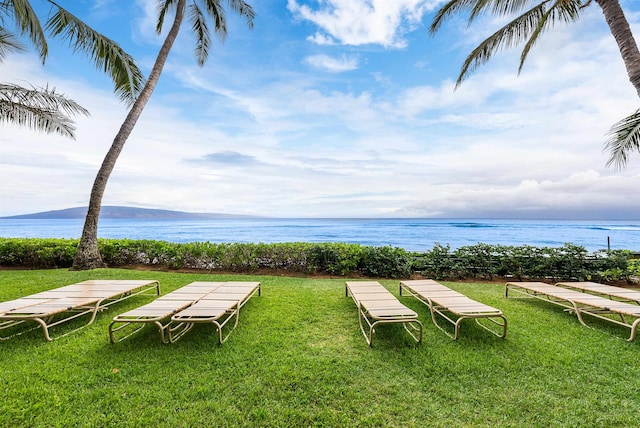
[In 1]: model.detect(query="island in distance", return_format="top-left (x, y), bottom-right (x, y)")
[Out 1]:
top-left (1, 206), bottom-right (264, 220)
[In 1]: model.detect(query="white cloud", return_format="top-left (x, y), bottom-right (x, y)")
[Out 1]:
top-left (306, 33), bottom-right (336, 45)
top-left (304, 54), bottom-right (359, 72)
top-left (399, 171), bottom-right (640, 219)
top-left (288, 0), bottom-right (440, 48)
top-left (132, 0), bottom-right (162, 42)
top-left (1, 3), bottom-right (640, 219)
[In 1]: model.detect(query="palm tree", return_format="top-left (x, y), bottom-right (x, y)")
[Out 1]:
top-left (1, 1), bottom-right (144, 136)
top-left (430, 0), bottom-right (640, 168)
top-left (71, 0), bottom-right (255, 270)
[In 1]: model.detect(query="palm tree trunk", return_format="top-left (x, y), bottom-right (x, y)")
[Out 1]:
top-left (71, 0), bottom-right (187, 270)
top-left (596, 0), bottom-right (640, 98)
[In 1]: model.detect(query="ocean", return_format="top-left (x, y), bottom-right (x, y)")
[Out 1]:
top-left (0, 218), bottom-right (638, 253)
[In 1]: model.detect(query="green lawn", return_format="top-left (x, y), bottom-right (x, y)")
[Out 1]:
top-left (0, 269), bottom-right (638, 427)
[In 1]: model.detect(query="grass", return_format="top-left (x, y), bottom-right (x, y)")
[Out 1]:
top-left (1, 269), bottom-right (639, 427)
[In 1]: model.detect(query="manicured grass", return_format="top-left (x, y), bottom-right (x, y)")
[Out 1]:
top-left (1, 269), bottom-right (638, 427)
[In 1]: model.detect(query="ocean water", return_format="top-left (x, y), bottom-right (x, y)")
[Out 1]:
top-left (0, 218), bottom-right (638, 253)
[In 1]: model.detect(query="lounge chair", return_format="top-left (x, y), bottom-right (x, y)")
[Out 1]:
top-left (169, 281), bottom-right (261, 343)
top-left (555, 281), bottom-right (640, 305)
top-left (0, 298), bottom-right (57, 314)
top-left (345, 281), bottom-right (422, 346)
top-left (505, 281), bottom-right (640, 341)
top-left (0, 280), bottom-right (160, 341)
top-left (109, 282), bottom-right (224, 343)
top-left (399, 279), bottom-right (507, 340)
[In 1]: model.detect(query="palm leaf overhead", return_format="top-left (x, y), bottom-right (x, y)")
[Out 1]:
top-left (156, 0), bottom-right (255, 66)
top-left (0, 27), bottom-right (26, 61)
top-left (206, 0), bottom-right (255, 29)
top-left (155, 0), bottom-right (175, 34)
top-left (189, 3), bottom-right (212, 66)
top-left (203, 0), bottom-right (226, 34)
top-left (234, 0), bottom-right (255, 27)
top-left (1, 1), bottom-right (146, 139)
top-left (457, 3), bottom-right (549, 87)
top-left (3, 0), bottom-right (48, 61)
top-left (431, 0), bottom-right (578, 32)
top-left (44, 4), bottom-right (144, 106)
top-left (604, 109), bottom-right (640, 170)
top-left (517, 0), bottom-right (580, 68)
top-left (435, 0), bottom-right (583, 87)
top-left (431, 0), bottom-right (640, 167)
top-left (0, 82), bottom-right (89, 138)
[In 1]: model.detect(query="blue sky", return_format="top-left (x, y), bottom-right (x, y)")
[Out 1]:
top-left (2, 0), bottom-right (640, 219)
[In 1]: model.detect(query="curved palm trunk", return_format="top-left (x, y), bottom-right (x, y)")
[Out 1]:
top-left (596, 0), bottom-right (640, 98)
top-left (72, 0), bottom-right (187, 270)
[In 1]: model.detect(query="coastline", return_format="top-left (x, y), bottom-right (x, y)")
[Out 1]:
top-left (1, 217), bottom-right (639, 253)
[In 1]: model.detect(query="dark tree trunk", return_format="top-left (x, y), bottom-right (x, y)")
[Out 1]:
top-left (596, 0), bottom-right (640, 98)
top-left (71, 0), bottom-right (187, 270)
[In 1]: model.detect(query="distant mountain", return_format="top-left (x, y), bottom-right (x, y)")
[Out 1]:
top-left (1, 206), bottom-right (264, 220)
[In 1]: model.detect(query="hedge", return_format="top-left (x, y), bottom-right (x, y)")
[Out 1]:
top-left (0, 238), bottom-right (637, 281)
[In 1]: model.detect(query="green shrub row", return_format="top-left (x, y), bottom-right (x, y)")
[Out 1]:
top-left (0, 238), bottom-right (636, 281)
top-left (415, 243), bottom-right (635, 282)
top-left (0, 239), bottom-right (412, 278)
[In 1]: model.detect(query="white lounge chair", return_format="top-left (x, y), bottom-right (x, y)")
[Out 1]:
top-left (169, 282), bottom-right (261, 343)
top-left (506, 281), bottom-right (640, 341)
top-left (400, 279), bottom-right (507, 340)
top-left (109, 282), bottom-right (224, 343)
top-left (555, 281), bottom-right (640, 305)
top-left (345, 281), bottom-right (422, 346)
top-left (0, 280), bottom-right (160, 341)
top-left (109, 281), bottom-right (261, 344)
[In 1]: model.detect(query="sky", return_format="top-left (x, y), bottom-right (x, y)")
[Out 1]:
top-left (1, 0), bottom-right (640, 219)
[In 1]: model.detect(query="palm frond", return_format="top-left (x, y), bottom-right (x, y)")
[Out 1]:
top-left (190, 0), bottom-right (254, 66)
top-left (518, 0), bottom-right (581, 72)
top-left (430, 0), bottom-right (535, 34)
top-left (469, 0), bottom-right (546, 22)
top-left (457, 2), bottom-right (548, 86)
top-left (456, 0), bottom-right (581, 86)
top-left (5, 0), bottom-right (48, 61)
top-left (189, 3), bottom-right (210, 66)
top-left (430, 0), bottom-right (477, 34)
top-left (0, 82), bottom-right (89, 116)
top-left (604, 109), bottom-right (640, 170)
top-left (226, 0), bottom-right (255, 29)
top-left (44, 4), bottom-right (145, 106)
top-left (0, 27), bottom-right (26, 63)
top-left (156, 0), bottom-right (178, 34)
top-left (202, 0), bottom-right (227, 36)
top-left (0, 82), bottom-right (89, 138)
